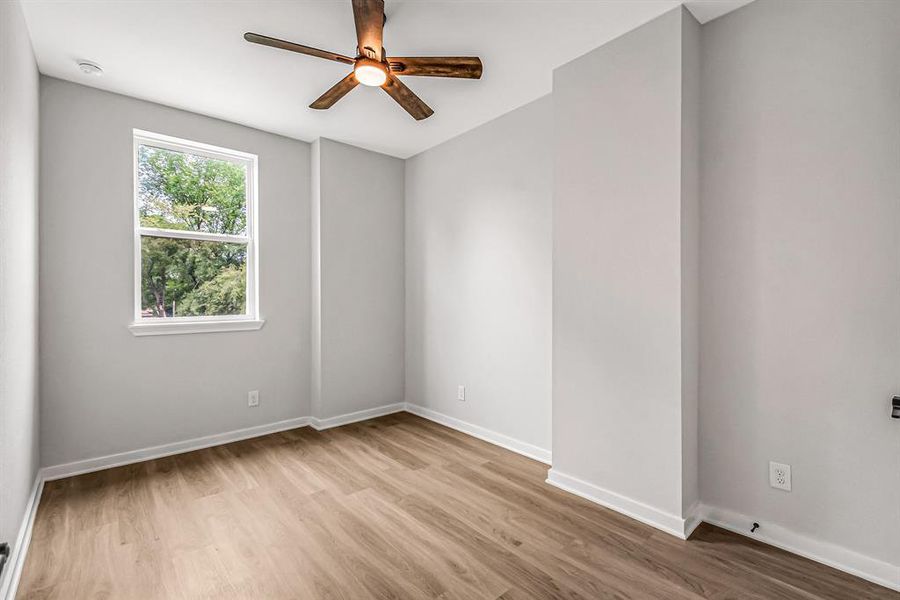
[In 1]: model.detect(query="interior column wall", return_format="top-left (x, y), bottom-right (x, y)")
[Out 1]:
top-left (312, 138), bottom-right (405, 421)
top-left (680, 9), bottom-right (701, 517)
top-left (551, 6), bottom-right (699, 532)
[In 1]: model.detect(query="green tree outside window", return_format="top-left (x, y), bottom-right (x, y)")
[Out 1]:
top-left (138, 145), bottom-right (249, 318)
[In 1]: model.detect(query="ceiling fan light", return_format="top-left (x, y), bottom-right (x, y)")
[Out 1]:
top-left (354, 61), bottom-right (387, 87)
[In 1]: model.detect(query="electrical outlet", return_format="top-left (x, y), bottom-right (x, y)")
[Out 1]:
top-left (769, 461), bottom-right (791, 491)
top-left (248, 390), bottom-right (259, 407)
top-left (457, 385), bottom-right (466, 401)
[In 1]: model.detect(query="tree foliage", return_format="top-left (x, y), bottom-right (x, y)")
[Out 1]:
top-left (138, 146), bottom-right (248, 317)
top-left (177, 265), bottom-right (247, 316)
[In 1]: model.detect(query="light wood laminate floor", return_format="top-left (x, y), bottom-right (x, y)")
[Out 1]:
top-left (18, 413), bottom-right (898, 599)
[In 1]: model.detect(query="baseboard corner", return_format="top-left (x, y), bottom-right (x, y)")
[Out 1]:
top-left (310, 402), bottom-right (406, 431)
top-left (545, 468), bottom-right (690, 539)
top-left (682, 500), bottom-right (703, 540)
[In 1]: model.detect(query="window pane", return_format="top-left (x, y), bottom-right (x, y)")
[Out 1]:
top-left (140, 236), bottom-right (247, 318)
top-left (138, 145), bottom-right (247, 235)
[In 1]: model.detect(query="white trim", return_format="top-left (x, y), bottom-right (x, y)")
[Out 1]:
top-left (0, 473), bottom-right (43, 600)
top-left (128, 318), bottom-right (265, 337)
top-left (132, 314), bottom-right (261, 323)
top-left (404, 403), bottom-right (552, 465)
top-left (41, 416), bottom-right (309, 481)
top-left (137, 227), bottom-right (250, 245)
top-left (39, 404), bottom-right (401, 481)
top-left (133, 129), bottom-right (258, 163)
top-left (310, 402), bottom-right (406, 431)
top-left (132, 129), bottom-right (259, 326)
top-left (699, 504), bottom-right (900, 592)
top-left (546, 468), bottom-right (693, 539)
top-left (682, 500), bottom-right (703, 539)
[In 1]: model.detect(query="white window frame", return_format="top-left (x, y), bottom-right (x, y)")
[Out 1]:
top-left (129, 129), bottom-right (263, 336)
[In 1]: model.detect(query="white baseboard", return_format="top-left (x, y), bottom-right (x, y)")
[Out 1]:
top-left (310, 402), bottom-right (405, 431)
top-left (0, 473), bottom-right (43, 600)
top-left (546, 468), bottom-right (694, 539)
top-left (41, 402), bottom-right (408, 481)
top-left (683, 500), bottom-right (703, 539)
top-left (41, 416), bottom-right (311, 481)
top-left (700, 504), bottom-right (900, 592)
top-left (404, 403), bottom-right (551, 464)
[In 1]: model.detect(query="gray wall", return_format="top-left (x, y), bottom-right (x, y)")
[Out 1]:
top-left (39, 78), bottom-right (311, 467)
top-left (0, 0), bottom-right (40, 578)
top-left (405, 96), bottom-right (552, 453)
top-left (552, 7), bottom-right (697, 520)
top-left (700, 0), bottom-right (900, 567)
top-left (312, 138), bottom-right (405, 419)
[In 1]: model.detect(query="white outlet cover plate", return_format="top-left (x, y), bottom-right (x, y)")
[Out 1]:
top-left (457, 385), bottom-right (465, 401)
top-left (248, 390), bottom-right (259, 407)
top-left (769, 461), bottom-right (791, 491)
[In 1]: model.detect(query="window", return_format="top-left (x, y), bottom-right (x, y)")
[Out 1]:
top-left (129, 130), bottom-right (262, 336)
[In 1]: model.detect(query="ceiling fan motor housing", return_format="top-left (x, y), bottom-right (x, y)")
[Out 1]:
top-left (355, 56), bottom-right (388, 71)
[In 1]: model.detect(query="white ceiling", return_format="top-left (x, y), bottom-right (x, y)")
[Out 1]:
top-left (20, 0), bottom-right (753, 158)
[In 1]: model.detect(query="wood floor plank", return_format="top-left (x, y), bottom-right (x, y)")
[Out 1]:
top-left (350, 487), bottom-right (512, 599)
top-left (16, 413), bottom-right (899, 600)
top-left (408, 469), bottom-right (696, 600)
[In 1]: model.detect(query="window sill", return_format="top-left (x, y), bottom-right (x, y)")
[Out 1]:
top-left (128, 319), bottom-right (265, 337)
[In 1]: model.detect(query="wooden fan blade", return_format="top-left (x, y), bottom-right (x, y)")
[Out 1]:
top-left (310, 72), bottom-right (359, 109)
top-left (387, 57), bottom-right (483, 79)
top-left (244, 32), bottom-right (354, 65)
top-left (352, 0), bottom-right (384, 61)
top-left (382, 74), bottom-right (434, 120)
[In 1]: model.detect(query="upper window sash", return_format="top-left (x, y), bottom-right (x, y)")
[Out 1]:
top-left (134, 129), bottom-right (256, 240)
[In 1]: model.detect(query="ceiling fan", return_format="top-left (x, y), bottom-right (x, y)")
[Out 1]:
top-left (243, 0), bottom-right (482, 121)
